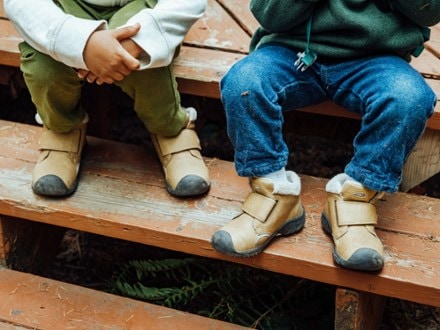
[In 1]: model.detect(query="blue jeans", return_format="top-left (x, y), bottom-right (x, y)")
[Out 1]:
top-left (220, 45), bottom-right (437, 193)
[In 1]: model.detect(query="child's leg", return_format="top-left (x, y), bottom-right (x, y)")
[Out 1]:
top-left (110, 0), bottom-right (210, 197)
top-left (325, 55), bottom-right (436, 193)
top-left (115, 66), bottom-right (209, 197)
top-left (20, 42), bottom-right (87, 197)
top-left (320, 55), bottom-right (436, 271)
top-left (110, 0), bottom-right (187, 135)
top-left (212, 45), bottom-right (326, 257)
top-left (22, 0), bottom-right (111, 197)
top-left (115, 67), bottom-right (186, 136)
top-left (20, 42), bottom-right (85, 132)
top-left (220, 45), bottom-right (328, 178)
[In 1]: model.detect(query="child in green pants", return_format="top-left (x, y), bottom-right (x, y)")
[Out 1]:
top-left (5, 0), bottom-right (210, 197)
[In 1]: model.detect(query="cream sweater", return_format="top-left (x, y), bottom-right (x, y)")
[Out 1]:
top-left (4, 0), bottom-right (206, 70)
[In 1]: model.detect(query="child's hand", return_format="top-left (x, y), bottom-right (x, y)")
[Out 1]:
top-left (81, 23), bottom-right (141, 85)
top-left (120, 38), bottom-right (143, 59)
top-left (78, 37), bottom-right (143, 84)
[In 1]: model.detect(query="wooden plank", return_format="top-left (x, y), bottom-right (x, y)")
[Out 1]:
top-left (0, 267), bottom-right (247, 330)
top-left (184, 0), bottom-right (251, 54)
top-left (411, 48), bottom-right (440, 78)
top-left (0, 20), bottom-right (20, 67)
top-left (426, 24), bottom-right (440, 59)
top-left (0, 0), bottom-right (5, 18)
top-left (0, 120), bottom-right (439, 308)
top-left (0, 219), bottom-right (7, 268)
top-left (217, 0), bottom-right (259, 36)
top-left (335, 288), bottom-right (386, 330)
top-left (0, 323), bottom-right (28, 330)
top-left (402, 128), bottom-right (440, 191)
top-left (426, 79), bottom-right (440, 130)
top-left (174, 46), bottom-right (245, 98)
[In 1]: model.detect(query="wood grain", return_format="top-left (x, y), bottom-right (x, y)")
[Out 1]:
top-left (0, 267), bottom-right (246, 329)
top-left (0, 120), bottom-right (439, 307)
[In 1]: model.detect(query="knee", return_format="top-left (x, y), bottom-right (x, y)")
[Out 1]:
top-left (393, 75), bottom-right (436, 120)
top-left (20, 45), bottom-right (73, 86)
top-left (220, 57), bottom-right (266, 102)
top-left (378, 79), bottom-right (436, 126)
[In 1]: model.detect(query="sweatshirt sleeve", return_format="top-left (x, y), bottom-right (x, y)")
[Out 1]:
top-left (123, 0), bottom-right (207, 69)
top-left (3, 0), bottom-right (105, 70)
top-left (391, 0), bottom-right (440, 26)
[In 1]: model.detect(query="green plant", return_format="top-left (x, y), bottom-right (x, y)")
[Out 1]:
top-left (108, 257), bottom-right (335, 329)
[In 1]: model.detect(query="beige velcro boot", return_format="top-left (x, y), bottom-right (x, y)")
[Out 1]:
top-left (321, 174), bottom-right (384, 271)
top-left (211, 171), bottom-right (305, 257)
top-left (151, 108), bottom-right (210, 197)
top-left (32, 121), bottom-right (87, 197)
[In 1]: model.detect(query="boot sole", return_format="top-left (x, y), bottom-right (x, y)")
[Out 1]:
top-left (213, 207), bottom-right (306, 258)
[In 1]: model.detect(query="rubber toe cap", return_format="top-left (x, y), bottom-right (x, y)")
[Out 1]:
top-left (335, 247), bottom-right (384, 272)
top-left (211, 230), bottom-right (237, 256)
top-left (32, 174), bottom-right (76, 197)
top-left (168, 174), bottom-right (210, 197)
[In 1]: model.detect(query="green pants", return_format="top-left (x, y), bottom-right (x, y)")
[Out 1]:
top-left (20, 0), bottom-right (186, 135)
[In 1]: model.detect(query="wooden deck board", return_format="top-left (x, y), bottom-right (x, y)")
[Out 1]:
top-left (184, 0), bottom-right (250, 54)
top-left (0, 20), bottom-right (20, 67)
top-left (426, 24), bottom-right (440, 58)
top-left (0, 120), bottom-right (439, 308)
top-left (217, 0), bottom-right (259, 36)
top-left (0, 267), bottom-right (246, 329)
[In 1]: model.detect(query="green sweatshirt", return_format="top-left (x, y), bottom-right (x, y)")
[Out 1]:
top-left (249, 0), bottom-right (440, 61)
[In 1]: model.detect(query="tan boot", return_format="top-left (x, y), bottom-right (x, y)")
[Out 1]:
top-left (321, 174), bottom-right (384, 271)
top-left (211, 171), bottom-right (305, 257)
top-left (32, 120), bottom-right (87, 197)
top-left (151, 108), bottom-right (210, 197)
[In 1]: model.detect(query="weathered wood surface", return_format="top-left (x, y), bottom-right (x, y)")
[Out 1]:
top-left (401, 128), bottom-right (440, 192)
top-left (0, 267), bottom-right (247, 330)
top-left (0, 120), bottom-right (439, 308)
top-left (335, 288), bottom-right (387, 330)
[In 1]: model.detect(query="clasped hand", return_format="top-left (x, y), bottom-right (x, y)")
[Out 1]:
top-left (77, 23), bottom-right (142, 85)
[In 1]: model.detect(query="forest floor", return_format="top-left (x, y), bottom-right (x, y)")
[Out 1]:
top-left (0, 79), bottom-right (439, 329)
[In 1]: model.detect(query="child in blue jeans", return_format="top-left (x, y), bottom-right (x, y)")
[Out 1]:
top-left (211, 0), bottom-right (440, 272)
top-left (5, 0), bottom-right (210, 198)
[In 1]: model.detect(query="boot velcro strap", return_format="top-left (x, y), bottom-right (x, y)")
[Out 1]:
top-left (242, 192), bottom-right (276, 223)
top-left (156, 129), bottom-right (201, 156)
top-left (336, 200), bottom-right (378, 226)
top-left (39, 128), bottom-right (83, 153)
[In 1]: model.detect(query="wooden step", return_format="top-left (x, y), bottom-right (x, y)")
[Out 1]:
top-left (0, 119), bottom-right (439, 308)
top-left (0, 267), bottom-right (247, 329)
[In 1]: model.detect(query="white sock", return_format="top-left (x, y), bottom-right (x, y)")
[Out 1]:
top-left (262, 167), bottom-right (288, 184)
top-left (184, 107), bottom-right (197, 123)
top-left (34, 113), bottom-right (43, 125)
top-left (260, 168), bottom-right (302, 195)
top-left (326, 173), bottom-right (361, 193)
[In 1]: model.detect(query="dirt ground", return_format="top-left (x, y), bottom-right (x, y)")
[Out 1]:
top-left (0, 77), bottom-right (439, 329)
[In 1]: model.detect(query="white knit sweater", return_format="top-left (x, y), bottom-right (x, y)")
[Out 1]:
top-left (4, 0), bottom-right (206, 70)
